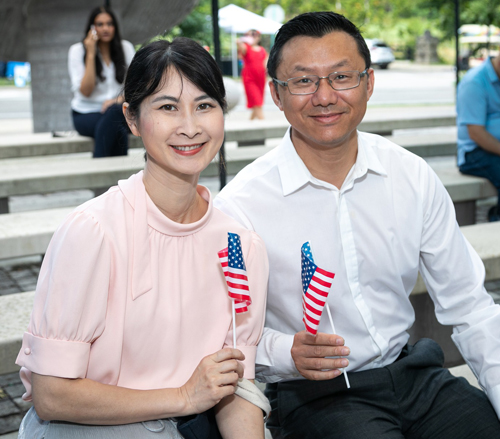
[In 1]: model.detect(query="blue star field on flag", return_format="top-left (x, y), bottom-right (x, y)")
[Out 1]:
top-left (228, 232), bottom-right (247, 271)
top-left (218, 232), bottom-right (252, 313)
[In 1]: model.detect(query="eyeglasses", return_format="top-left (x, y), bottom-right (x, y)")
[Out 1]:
top-left (273, 69), bottom-right (369, 95)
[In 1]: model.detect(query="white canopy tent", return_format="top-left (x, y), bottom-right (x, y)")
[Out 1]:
top-left (459, 24), bottom-right (500, 44)
top-left (218, 4), bottom-right (282, 77)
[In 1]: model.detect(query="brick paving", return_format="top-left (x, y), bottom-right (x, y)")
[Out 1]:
top-left (0, 373), bottom-right (32, 435)
top-left (0, 263), bottom-right (40, 297)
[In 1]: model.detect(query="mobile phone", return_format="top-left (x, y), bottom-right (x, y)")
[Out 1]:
top-left (91, 25), bottom-right (97, 36)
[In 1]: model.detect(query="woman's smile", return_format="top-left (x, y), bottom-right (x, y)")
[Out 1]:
top-left (170, 143), bottom-right (206, 155)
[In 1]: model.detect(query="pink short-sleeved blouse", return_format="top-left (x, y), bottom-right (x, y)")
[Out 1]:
top-left (16, 172), bottom-right (268, 400)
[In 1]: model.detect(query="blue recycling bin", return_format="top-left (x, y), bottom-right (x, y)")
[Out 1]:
top-left (6, 61), bottom-right (30, 79)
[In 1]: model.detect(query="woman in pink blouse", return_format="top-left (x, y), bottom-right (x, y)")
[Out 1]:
top-left (16, 38), bottom-right (269, 439)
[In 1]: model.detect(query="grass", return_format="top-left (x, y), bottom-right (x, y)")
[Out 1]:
top-left (0, 78), bottom-right (15, 86)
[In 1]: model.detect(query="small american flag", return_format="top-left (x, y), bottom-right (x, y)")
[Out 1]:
top-left (218, 232), bottom-right (252, 313)
top-left (301, 241), bottom-right (335, 335)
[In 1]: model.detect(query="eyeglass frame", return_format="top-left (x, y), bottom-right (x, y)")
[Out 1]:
top-left (272, 69), bottom-right (369, 95)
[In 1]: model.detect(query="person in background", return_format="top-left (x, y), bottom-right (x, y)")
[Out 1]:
top-left (216, 11), bottom-right (500, 439)
top-left (16, 38), bottom-right (269, 439)
top-left (68, 6), bottom-right (135, 157)
top-left (457, 53), bottom-right (500, 221)
top-left (237, 29), bottom-right (268, 120)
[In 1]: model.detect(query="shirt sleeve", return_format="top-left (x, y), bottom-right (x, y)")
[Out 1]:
top-left (223, 231), bottom-right (268, 380)
top-left (16, 210), bottom-right (111, 390)
top-left (68, 43), bottom-right (85, 94)
top-left (418, 166), bottom-right (500, 418)
top-left (457, 78), bottom-right (488, 127)
top-left (255, 328), bottom-right (299, 383)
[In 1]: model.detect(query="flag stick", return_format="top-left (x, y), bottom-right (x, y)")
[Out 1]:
top-left (326, 305), bottom-right (350, 389)
top-left (232, 301), bottom-right (237, 349)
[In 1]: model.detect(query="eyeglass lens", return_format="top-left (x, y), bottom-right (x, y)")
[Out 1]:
top-left (288, 71), bottom-right (362, 94)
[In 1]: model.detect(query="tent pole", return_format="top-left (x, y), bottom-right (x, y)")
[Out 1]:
top-left (211, 0), bottom-right (226, 189)
top-left (455, 0), bottom-right (460, 88)
top-left (232, 30), bottom-right (237, 78)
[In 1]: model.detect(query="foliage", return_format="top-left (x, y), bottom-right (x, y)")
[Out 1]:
top-left (162, 6), bottom-right (213, 47)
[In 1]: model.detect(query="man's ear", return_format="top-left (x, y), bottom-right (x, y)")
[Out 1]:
top-left (366, 68), bottom-right (375, 102)
top-left (269, 80), bottom-right (284, 111)
top-left (122, 102), bottom-right (141, 137)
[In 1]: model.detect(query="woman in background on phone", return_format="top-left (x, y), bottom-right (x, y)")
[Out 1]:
top-left (68, 6), bottom-right (135, 157)
top-left (237, 30), bottom-right (267, 120)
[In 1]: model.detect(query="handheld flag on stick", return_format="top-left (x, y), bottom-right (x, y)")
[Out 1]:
top-left (301, 241), bottom-right (335, 335)
top-left (301, 241), bottom-right (350, 388)
top-left (218, 232), bottom-right (252, 347)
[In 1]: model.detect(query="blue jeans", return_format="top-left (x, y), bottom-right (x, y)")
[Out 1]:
top-left (72, 104), bottom-right (129, 158)
top-left (459, 147), bottom-right (500, 207)
top-left (266, 339), bottom-right (500, 439)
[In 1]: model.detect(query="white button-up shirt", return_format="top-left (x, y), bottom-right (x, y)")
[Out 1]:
top-left (214, 129), bottom-right (500, 416)
top-left (68, 41), bottom-right (135, 113)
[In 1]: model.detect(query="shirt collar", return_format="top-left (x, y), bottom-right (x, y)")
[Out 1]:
top-left (277, 128), bottom-right (387, 196)
top-left (485, 57), bottom-right (500, 84)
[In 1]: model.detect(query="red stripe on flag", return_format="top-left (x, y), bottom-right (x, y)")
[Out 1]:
top-left (227, 272), bottom-right (248, 280)
top-left (304, 312), bottom-right (320, 326)
top-left (307, 293), bottom-right (327, 307)
top-left (315, 267), bottom-right (335, 278)
top-left (304, 301), bottom-right (323, 316)
top-left (303, 318), bottom-right (318, 335)
top-left (227, 281), bottom-right (249, 291)
top-left (309, 283), bottom-right (329, 297)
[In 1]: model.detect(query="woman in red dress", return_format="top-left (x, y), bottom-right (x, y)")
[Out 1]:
top-left (237, 30), bottom-right (268, 120)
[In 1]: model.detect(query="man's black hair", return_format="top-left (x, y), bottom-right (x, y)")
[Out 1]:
top-left (267, 11), bottom-right (371, 80)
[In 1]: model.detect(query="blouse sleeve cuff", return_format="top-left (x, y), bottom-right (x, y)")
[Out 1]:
top-left (16, 332), bottom-right (91, 379)
top-left (237, 345), bottom-right (257, 379)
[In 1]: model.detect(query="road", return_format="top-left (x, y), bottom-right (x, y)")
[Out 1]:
top-left (0, 61), bottom-right (456, 122)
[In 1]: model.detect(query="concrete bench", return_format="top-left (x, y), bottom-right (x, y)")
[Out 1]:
top-left (0, 145), bottom-right (493, 222)
top-left (0, 207), bottom-right (73, 260)
top-left (225, 114), bottom-right (456, 147)
top-left (0, 130), bottom-right (458, 160)
top-left (409, 222), bottom-right (500, 367)
top-left (0, 120), bottom-right (456, 159)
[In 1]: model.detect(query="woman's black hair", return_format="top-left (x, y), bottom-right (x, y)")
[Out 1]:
top-left (123, 38), bottom-right (227, 121)
top-left (83, 6), bottom-right (127, 83)
top-left (267, 11), bottom-right (371, 81)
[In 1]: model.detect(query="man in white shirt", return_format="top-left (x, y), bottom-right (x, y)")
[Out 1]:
top-left (215, 11), bottom-right (500, 439)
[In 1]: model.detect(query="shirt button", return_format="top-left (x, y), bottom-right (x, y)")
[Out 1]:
top-left (24, 348), bottom-right (31, 355)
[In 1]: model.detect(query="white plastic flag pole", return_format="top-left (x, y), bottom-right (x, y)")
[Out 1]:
top-left (232, 301), bottom-right (237, 349)
top-left (326, 305), bottom-right (350, 389)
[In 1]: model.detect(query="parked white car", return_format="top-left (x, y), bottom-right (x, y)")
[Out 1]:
top-left (365, 39), bottom-right (395, 69)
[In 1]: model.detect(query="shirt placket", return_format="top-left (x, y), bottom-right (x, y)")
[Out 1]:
top-left (337, 187), bottom-right (389, 365)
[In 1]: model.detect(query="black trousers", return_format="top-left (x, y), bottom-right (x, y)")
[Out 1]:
top-left (72, 104), bottom-right (129, 158)
top-left (460, 147), bottom-right (500, 207)
top-left (266, 339), bottom-right (500, 439)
